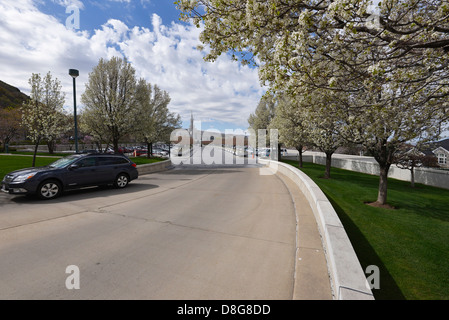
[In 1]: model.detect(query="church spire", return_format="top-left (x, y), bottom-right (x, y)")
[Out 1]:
top-left (189, 111), bottom-right (194, 135)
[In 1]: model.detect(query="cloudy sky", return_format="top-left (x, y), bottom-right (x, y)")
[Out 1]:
top-left (0, 0), bottom-right (266, 132)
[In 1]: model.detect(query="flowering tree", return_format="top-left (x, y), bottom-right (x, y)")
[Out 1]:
top-left (81, 57), bottom-right (139, 153)
top-left (79, 107), bottom-right (111, 152)
top-left (248, 93), bottom-right (277, 151)
top-left (394, 146), bottom-right (439, 187)
top-left (269, 94), bottom-right (310, 167)
top-left (134, 79), bottom-right (181, 157)
top-left (304, 90), bottom-right (348, 179)
top-left (177, 0), bottom-right (449, 205)
top-left (21, 72), bottom-right (66, 166)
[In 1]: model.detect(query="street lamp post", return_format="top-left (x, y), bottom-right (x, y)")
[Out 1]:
top-left (69, 69), bottom-right (79, 153)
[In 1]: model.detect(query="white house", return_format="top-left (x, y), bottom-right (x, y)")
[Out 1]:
top-left (430, 139), bottom-right (449, 169)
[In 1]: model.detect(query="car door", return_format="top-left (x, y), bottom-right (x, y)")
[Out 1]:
top-left (63, 157), bottom-right (99, 188)
top-left (95, 156), bottom-right (122, 184)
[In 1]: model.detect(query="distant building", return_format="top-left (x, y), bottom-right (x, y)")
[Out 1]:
top-left (422, 138), bottom-right (449, 169)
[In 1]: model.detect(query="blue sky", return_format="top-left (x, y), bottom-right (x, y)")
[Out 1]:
top-left (0, 0), bottom-right (265, 132)
top-left (36, 1), bottom-right (183, 32)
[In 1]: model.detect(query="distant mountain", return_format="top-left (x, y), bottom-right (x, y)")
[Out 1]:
top-left (0, 80), bottom-right (29, 109)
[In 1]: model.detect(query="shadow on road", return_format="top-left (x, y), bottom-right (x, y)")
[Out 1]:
top-left (6, 182), bottom-right (159, 204)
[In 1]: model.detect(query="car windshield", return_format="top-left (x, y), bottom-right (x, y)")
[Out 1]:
top-left (48, 155), bottom-right (81, 168)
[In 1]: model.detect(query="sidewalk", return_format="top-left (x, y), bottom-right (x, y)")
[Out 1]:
top-left (276, 170), bottom-right (333, 300)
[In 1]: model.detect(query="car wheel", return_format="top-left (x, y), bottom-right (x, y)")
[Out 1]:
top-left (38, 180), bottom-right (62, 200)
top-left (114, 173), bottom-right (129, 188)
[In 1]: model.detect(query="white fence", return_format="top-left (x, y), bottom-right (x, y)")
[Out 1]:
top-left (284, 151), bottom-right (449, 190)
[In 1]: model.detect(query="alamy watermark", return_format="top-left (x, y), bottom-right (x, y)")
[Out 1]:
top-left (366, 265), bottom-right (380, 290)
top-left (65, 5), bottom-right (80, 30)
top-left (65, 265), bottom-right (80, 290)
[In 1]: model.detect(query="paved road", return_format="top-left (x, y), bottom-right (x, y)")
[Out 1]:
top-left (0, 150), bottom-right (331, 299)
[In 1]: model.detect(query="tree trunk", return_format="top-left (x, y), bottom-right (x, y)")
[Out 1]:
top-left (373, 140), bottom-right (395, 206)
top-left (112, 137), bottom-right (119, 153)
top-left (146, 141), bottom-right (151, 159)
top-left (324, 152), bottom-right (333, 179)
top-left (297, 145), bottom-right (303, 168)
top-left (410, 166), bottom-right (415, 188)
top-left (47, 140), bottom-right (55, 154)
top-left (377, 163), bottom-right (391, 205)
top-left (2, 137), bottom-right (11, 153)
top-left (32, 138), bottom-right (40, 167)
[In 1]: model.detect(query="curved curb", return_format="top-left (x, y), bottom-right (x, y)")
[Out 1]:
top-left (259, 159), bottom-right (374, 300)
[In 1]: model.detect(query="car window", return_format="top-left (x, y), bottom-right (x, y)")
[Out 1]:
top-left (97, 156), bottom-right (129, 166)
top-left (49, 155), bottom-right (80, 168)
top-left (97, 157), bottom-right (111, 166)
top-left (76, 157), bottom-right (96, 167)
top-left (114, 157), bottom-right (129, 164)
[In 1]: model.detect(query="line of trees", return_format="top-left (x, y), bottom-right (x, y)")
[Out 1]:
top-left (177, 0), bottom-right (449, 206)
top-left (81, 56), bottom-right (181, 155)
top-left (1, 56), bottom-right (180, 164)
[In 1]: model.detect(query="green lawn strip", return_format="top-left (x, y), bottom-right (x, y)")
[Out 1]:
top-left (282, 159), bottom-right (449, 300)
top-left (8, 151), bottom-right (70, 157)
top-left (0, 155), bottom-right (57, 181)
top-left (128, 157), bottom-right (167, 165)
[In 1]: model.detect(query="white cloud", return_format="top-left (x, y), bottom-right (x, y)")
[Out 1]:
top-left (0, 1), bottom-right (264, 129)
top-left (51, 0), bottom-right (85, 10)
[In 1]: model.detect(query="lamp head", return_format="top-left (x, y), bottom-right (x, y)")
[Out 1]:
top-left (69, 69), bottom-right (79, 78)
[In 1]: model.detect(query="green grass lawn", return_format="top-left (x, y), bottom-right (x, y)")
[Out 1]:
top-left (8, 151), bottom-right (71, 157)
top-left (129, 156), bottom-right (167, 165)
top-left (0, 155), bottom-right (58, 180)
top-left (282, 159), bottom-right (449, 300)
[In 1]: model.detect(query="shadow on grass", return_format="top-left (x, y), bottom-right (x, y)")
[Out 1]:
top-left (387, 183), bottom-right (449, 223)
top-left (326, 196), bottom-right (406, 300)
top-left (282, 159), bottom-right (406, 299)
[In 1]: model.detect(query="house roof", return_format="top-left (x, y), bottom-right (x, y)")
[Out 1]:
top-left (421, 138), bottom-right (449, 155)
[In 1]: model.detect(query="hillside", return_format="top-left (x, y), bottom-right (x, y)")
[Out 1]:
top-left (0, 80), bottom-right (29, 109)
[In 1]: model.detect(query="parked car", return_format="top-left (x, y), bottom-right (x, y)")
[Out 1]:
top-left (258, 148), bottom-right (271, 158)
top-left (1, 153), bottom-right (138, 200)
top-left (105, 147), bottom-right (115, 154)
top-left (134, 148), bottom-right (148, 156)
top-left (80, 149), bottom-right (99, 153)
top-left (235, 146), bottom-right (249, 157)
top-left (117, 146), bottom-right (133, 154)
top-left (152, 149), bottom-right (168, 157)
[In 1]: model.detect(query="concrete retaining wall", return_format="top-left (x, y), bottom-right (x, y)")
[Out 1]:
top-left (137, 160), bottom-right (172, 175)
top-left (259, 159), bottom-right (374, 300)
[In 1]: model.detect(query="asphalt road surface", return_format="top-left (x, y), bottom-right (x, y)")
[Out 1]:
top-left (0, 152), bottom-right (304, 299)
